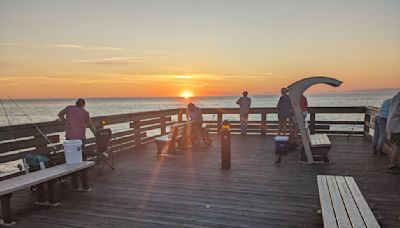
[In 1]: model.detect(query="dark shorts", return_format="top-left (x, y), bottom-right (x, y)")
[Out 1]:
top-left (391, 133), bottom-right (400, 147)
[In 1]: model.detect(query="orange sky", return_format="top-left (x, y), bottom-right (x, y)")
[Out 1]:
top-left (0, 1), bottom-right (399, 99)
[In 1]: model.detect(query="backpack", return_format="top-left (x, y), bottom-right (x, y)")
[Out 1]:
top-left (24, 154), bottom-right (50, 172)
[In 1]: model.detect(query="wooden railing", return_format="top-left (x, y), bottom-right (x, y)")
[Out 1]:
top-left (198, 107), bottom-right (367, 136)
top-left (364, 106), bottom-right (379, 140)
top-left (0, 106), bottom-right (377, 180)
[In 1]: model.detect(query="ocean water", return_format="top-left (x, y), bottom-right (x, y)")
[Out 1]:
top-left (0, 90), bottom-right (398, 127)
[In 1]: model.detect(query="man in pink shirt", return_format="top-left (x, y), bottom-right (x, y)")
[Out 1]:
top-left (58, 98), bottom-right (96, 144)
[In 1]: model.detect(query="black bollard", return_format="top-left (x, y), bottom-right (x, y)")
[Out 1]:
top-left (221, 120), bottom-right (231, 169)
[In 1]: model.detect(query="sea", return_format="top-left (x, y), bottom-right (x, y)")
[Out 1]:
top-left (0, 90), bottom-right (398, 175)
top-left (1, 90), bottom-right (398, 127)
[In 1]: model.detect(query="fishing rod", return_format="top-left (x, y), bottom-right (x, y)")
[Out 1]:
top-left (5, 93), bottom-right (59, 155)
top-left (347, 112), bottom-right (363, 141)
top-left (0, 98), bottom-right (29, 173)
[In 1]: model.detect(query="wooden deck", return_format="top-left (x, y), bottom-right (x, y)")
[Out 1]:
top-left (4, 135), bottom-right (400, 228)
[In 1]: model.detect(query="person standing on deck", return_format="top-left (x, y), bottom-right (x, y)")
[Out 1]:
top-left (372, 98), bottom-right (391, 156)
top-left (58, 98), bottom-right (96, 146)
top-left (300, 95), bottom-right (308, 121)
top-left (186, 103), bottom-right (204, 147)
top-left (236, 91), bottom-right (252, 135)
top-left (386, 92), bottom-right (400, 173)
top-left (277, 88), bottom-right (292, 136)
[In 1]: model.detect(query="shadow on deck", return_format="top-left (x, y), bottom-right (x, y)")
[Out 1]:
top-left (6, 135), bottom-right (400, 228)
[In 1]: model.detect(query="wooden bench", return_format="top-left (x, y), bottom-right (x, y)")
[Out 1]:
top-left (303, 123), bottom-right (332, 162)
top-left (0, 161), bottom-right (95, 226)
top-left (154, 123), bottom-right (187, 155)
top-left (317, 175), bottom-right (380, 228)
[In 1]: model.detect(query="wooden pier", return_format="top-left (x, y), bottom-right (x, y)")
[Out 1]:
top-left (1, 107), bottom-right (399, 227)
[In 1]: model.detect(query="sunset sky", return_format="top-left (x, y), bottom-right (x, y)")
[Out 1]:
top-left (0, 0), bottom-right (399, 98)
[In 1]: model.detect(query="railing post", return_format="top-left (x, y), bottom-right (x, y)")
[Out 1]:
top-left (178, 109), bottom-right (183, 123)
top-left (261, 113), bottom-right (267, 136)
top-left (133, 119), bottom-right (141, 146)
top-left (310, 112), bottom-right (316, 134)
top-left (364, 113), bottom-right (371, 138)
top-left (217, 113), bottom-right (223, 134)
top-left (160, 116), bottom-right (166, 135)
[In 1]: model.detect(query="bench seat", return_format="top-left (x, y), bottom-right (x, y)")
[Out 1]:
top-left (0, 161), bottom-right (94, 196)
top-left (302, 123), bottom-right (332, 163)
top-left (155, 135), bottom-right (171, 142)
top-left (317, 175), bottom-right (380, 228)
top-left (0, 161), bottom-right (95, 226)
top-left (310, 133), bottom-right (331, 147)
top-left (154, 123), bottom-right (186, 155)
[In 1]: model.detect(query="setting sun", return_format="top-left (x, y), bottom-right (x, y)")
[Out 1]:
top-left (180, 90), bottom-right (193, 99)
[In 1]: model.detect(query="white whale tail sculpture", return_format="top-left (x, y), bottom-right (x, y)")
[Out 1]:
top-left (287, 76), bottom-right (342, 163)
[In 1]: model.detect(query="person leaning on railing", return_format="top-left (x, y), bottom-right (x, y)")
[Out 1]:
top-left (373, 98), bottom-right (391, 156)
top-left (58, 98), bottom-right (96, 148)
top-left (387, 91), bottom-right (400, 174)
top-left (186, 103), bottom-right (204, 147)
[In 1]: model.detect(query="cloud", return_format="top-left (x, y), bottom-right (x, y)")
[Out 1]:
top-left (50, 44), bottom-right (124, 51)
top-left (75, 57), bottom-right (152, 65)
top-left (0, 42), bottom-right (124, 51)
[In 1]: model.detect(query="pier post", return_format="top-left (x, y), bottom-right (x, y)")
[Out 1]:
top-left (133, 120), bottom-right (141, 146)
top-left (261, 113), bottom-right (267, 136)
top-left (178, 109), bottom-right (183, 123)
top-left (217, 113), bottom-right (223, 135)
top-left (310, 113), bottom-right (316, 134)
top-left (221, 120), bottom-right (231, 170)
top-left (364, 113), bottom-right (371, 137)
top-left (160, 116), bottom-right (166, 135)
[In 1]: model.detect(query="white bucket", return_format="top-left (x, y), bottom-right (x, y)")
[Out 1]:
top-left (63, 139), bottom-right (83, 164)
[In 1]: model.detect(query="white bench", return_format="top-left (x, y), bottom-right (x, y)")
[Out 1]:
top-left (317, 175), bottom-right (380, 228)
top-left (302, 124), bottom-right (332, 162)
top-left (154, 123), bottom-right (186, 155)
top-left (0, 161), bottom-right (95, 226)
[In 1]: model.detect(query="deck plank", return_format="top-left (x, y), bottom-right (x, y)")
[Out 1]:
top-left (317, 175), bottom-right (338, 228)
top-left (335, 176), bottom-right (366, 228)
top-left (2, 136), bottom-right (399, 228)
top-left (345, 176), bottom-right (381, 228)
top-left (326, 175), bottom-right (352, 228)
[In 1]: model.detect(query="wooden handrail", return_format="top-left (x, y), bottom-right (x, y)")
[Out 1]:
top-left (0, 106), bottom-right (379, 179)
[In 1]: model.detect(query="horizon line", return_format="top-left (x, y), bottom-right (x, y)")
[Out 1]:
top-left (5, 88), bottom-right (399, 101)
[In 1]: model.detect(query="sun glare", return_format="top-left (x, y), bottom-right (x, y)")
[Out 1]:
top-left (180, 90), bottom-right (193, 99)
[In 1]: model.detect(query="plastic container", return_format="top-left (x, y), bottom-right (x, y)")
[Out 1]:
top-left (274, 136), bottom-right (289, 153)
top-left (63, 139), bottom-right (83, 164)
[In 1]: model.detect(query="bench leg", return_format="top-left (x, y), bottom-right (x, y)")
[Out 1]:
top-left (0, 194), bottom-right (15, 226)
top-left (47, 180), bottom-right (61, 206)
top-left (156, 142), bottom-right (163, 154)
top-left (36, 183), bottom-right (46, 204)
top-left (168, 142), bottom-right (176, 154)
top-left (71, 173), bottom-right (79, 190)
top-left (81, 169), bottom-right (91, 191)
top-left (322, 151), bottom-right (330, 163)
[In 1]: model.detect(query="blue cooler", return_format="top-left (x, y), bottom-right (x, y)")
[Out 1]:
top-left (274, 136), bottom-right (289, 153)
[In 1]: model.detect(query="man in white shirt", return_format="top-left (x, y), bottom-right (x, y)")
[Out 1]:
top-left (387, 91), bottom-right (400, 173)
top-left (236, 91), bottom-right (251, 135)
